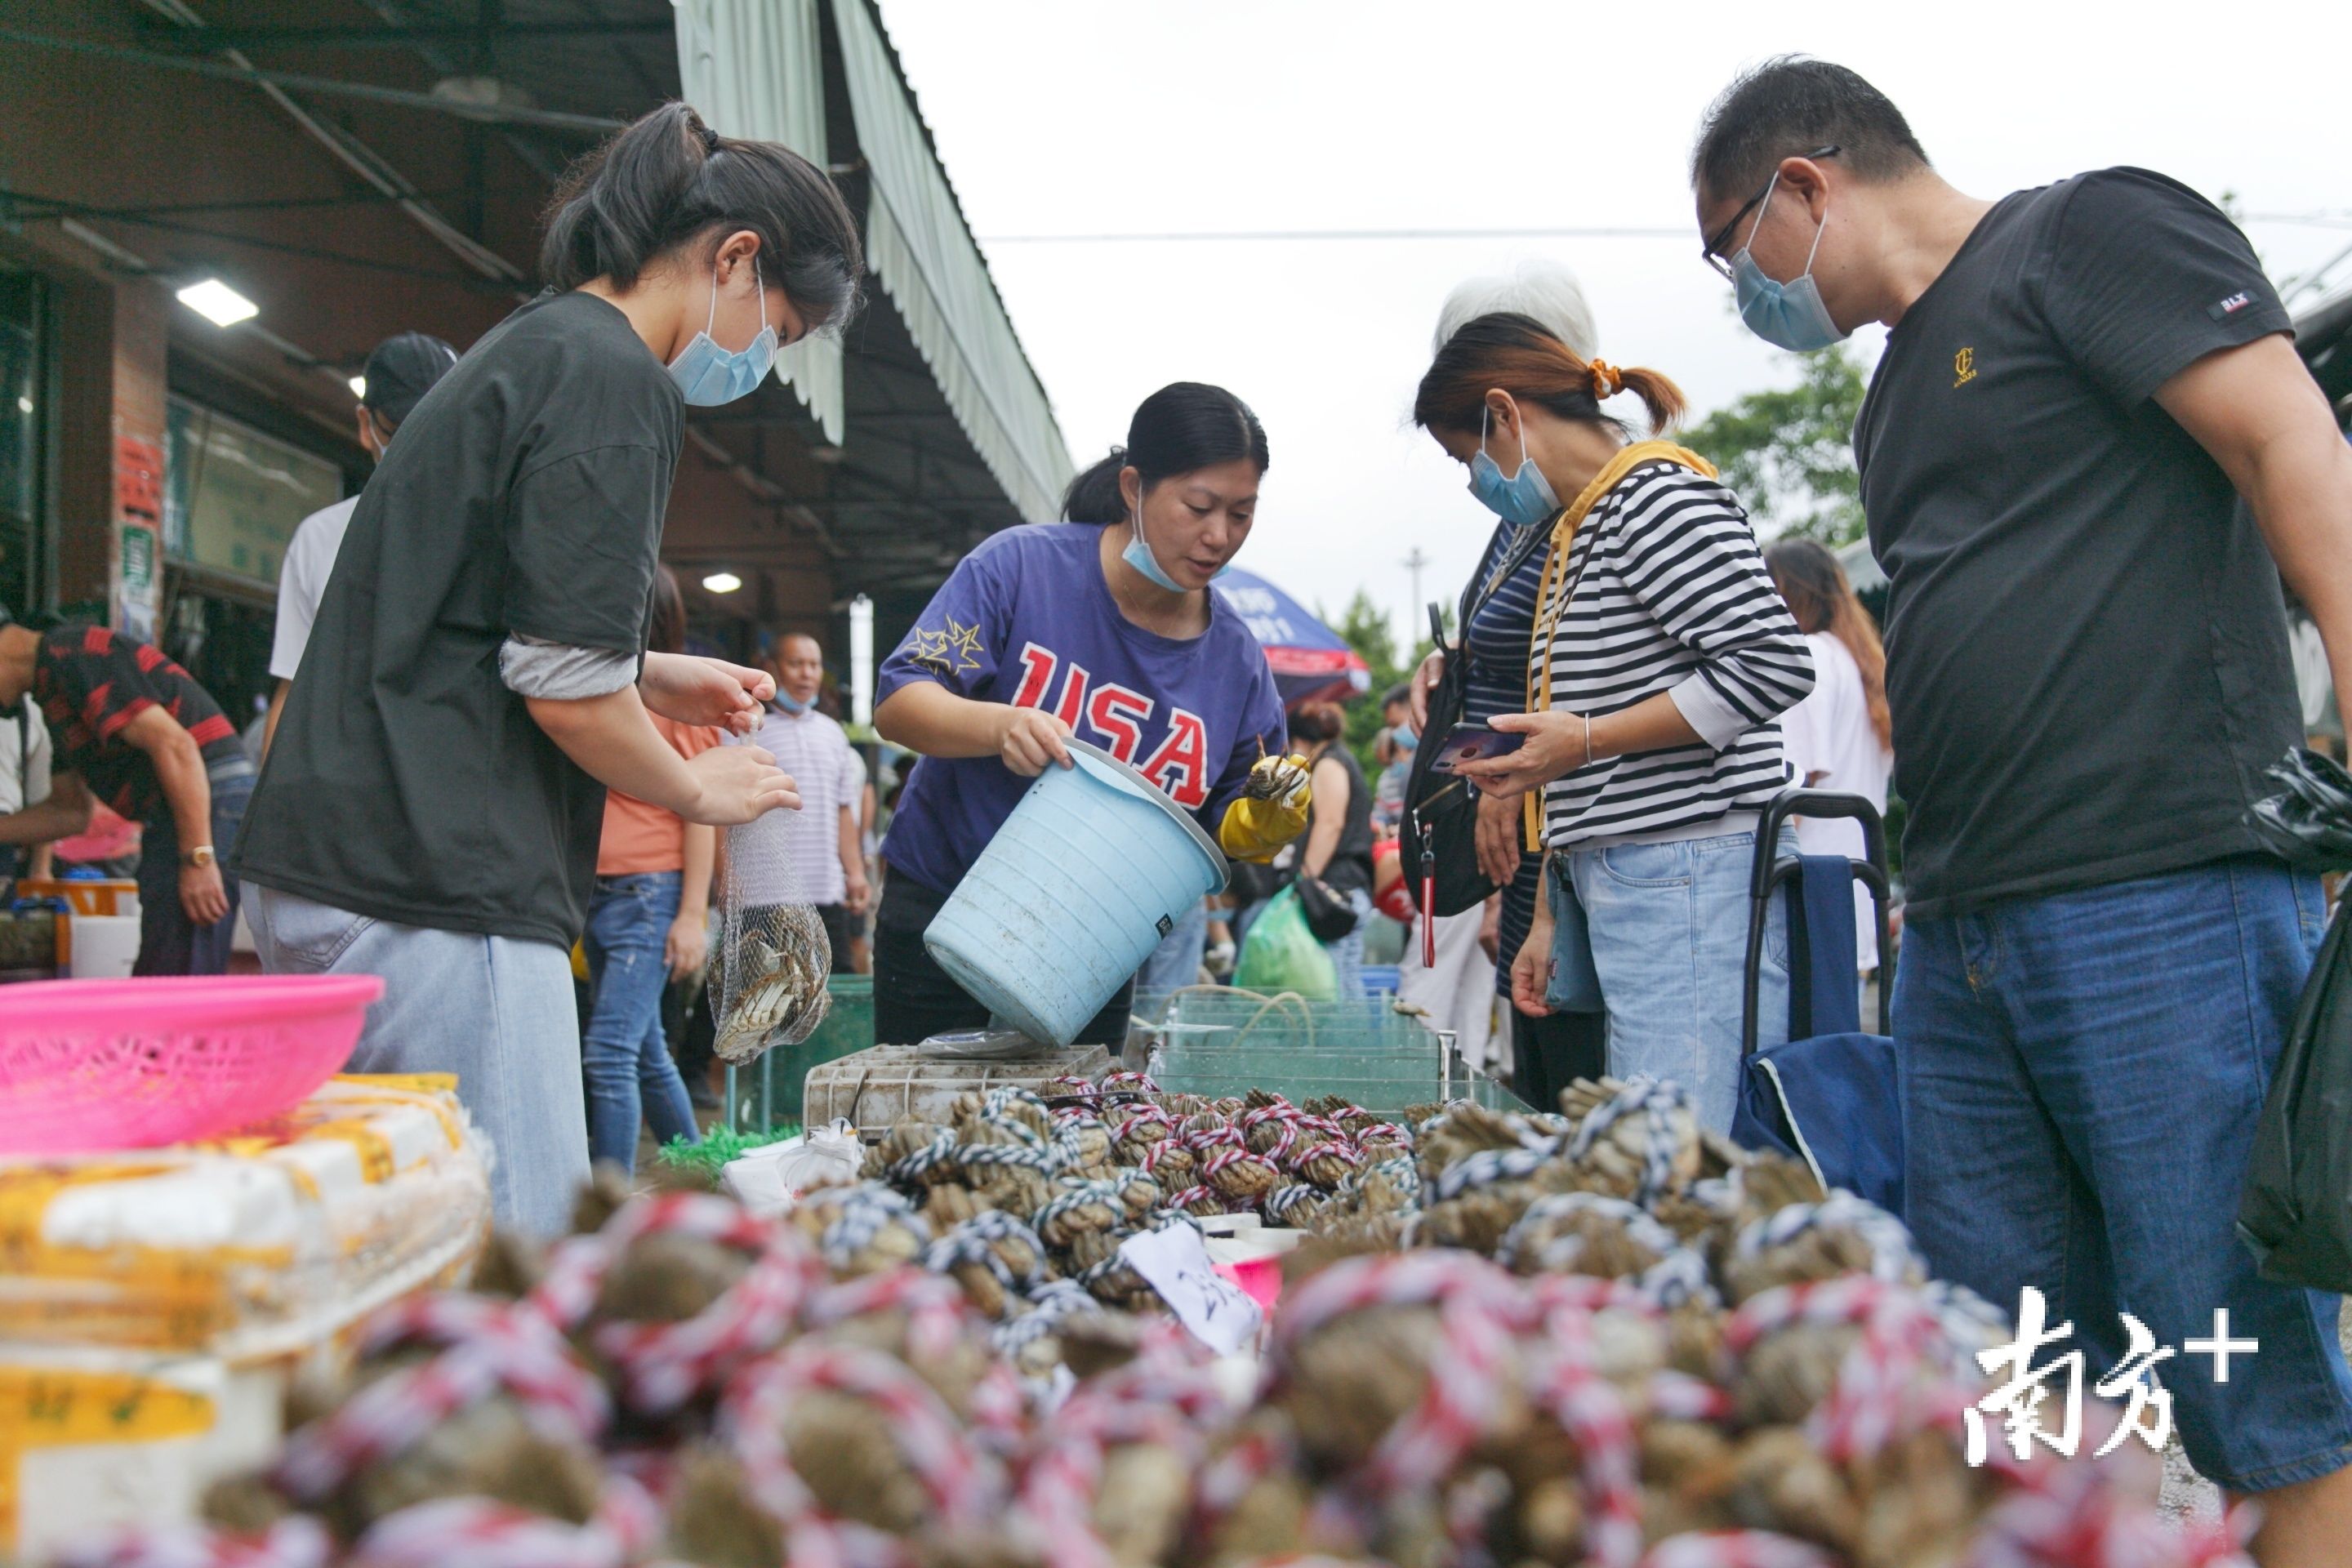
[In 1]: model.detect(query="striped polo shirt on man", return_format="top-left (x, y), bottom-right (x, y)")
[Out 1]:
top-left (1527, 461), bottom-right (1813, 849)
top-left (735, 702), bottom-right (865, 906)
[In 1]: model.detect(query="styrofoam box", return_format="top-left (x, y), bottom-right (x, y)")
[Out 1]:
top-left (804, 1042), bottom-right (1114, 1139)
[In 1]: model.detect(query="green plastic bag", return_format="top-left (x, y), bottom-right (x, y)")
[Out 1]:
top-left (1234, 885), bottom-right (1339, 1000)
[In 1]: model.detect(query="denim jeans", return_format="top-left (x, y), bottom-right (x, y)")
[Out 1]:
top-left (245, 884), bottom-right (591, 1239)
top-left (1138, 898), bottom-right (1210, 995)
top-left (1896, 856), bottom-right (2352, 1491)
top-left (1557, 826), bottom-right (1791, 1134)
top-left (136, 763), bottom-right (252, 976)
top-left (1323, 885), bottom-right (1377, 1000)
top-left (582, 871), bottom-right (699, 1173)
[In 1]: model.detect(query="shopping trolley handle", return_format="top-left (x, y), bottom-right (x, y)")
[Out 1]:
top-left (1750, 789), bottom-right (1888, 900)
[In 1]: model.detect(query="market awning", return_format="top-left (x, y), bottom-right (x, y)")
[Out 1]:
top-left (829, 0), bottom-right (1072, 523)
top-left (673, 0), bottom-right (845, 443)
top-left (1212, 567), bottom-right (1373, 710)
top-left (683, 0), bottom-right (1072, 520)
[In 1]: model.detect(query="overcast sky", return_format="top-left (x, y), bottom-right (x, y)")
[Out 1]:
top-left (878, 0), bottom-right (2352, 647)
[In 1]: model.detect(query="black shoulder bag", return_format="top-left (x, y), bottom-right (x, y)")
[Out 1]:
top-left (1401, 523), bottom-right (1552, 919)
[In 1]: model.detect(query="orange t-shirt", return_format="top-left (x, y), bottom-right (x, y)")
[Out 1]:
top-left (597, 714), bottom-right (724, 874)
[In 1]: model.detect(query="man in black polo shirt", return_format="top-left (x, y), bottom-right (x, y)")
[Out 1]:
top-left (1691, 59), bottom-right (2352, 1561)
top-left (0, 614), bottom-right (252, 973)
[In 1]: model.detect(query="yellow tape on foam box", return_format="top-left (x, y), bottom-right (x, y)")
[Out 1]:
top-left (0, 1077), bottom-right (489, 1359)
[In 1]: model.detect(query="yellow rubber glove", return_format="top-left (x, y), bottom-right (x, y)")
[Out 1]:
top-left (1218, 752), bottom-right (1314, 862)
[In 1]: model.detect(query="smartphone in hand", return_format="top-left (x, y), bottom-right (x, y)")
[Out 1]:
top-left (1428, 719), bottom-right (1529, 774)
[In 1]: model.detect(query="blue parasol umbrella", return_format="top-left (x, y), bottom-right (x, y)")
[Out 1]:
top-left (1212, 566), bottom-right (1374, 709)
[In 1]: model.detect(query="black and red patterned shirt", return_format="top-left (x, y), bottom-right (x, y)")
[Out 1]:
top-left (33, 625), bottom-right (243, 822)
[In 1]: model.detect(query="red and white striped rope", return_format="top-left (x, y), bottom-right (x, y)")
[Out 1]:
top-left (722, 1339), bottom-right (1000, 1539)
top-left (52, 1518), bottom-right (333, 1568)
top-left (540, 1192), bottom-right (817, 1416)
top-left (274, 1293), bottom-right (608, 1502)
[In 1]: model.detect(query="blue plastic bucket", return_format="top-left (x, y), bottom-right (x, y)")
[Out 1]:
top-left (924, 738), bottom-right (1228, 1046)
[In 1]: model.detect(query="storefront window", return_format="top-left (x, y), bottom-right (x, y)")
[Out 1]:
top-left (161, 395), bottom-right (341, 590)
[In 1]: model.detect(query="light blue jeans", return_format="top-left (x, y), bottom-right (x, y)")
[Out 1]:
top-left (582, 871), bottom-right (700, 1174)
top-left (245, 884), bottom-right (592, 1239)
top-left (1324, 885), bottom-right (1377, 1000)
top-left (1556, 827), bottom-right (1791, 1134)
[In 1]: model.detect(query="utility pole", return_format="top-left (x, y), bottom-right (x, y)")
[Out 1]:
top-left (1402, 546), bottom-right (1430, 645)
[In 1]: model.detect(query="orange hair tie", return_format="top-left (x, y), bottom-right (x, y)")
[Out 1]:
top-left (1588, 359), bottom-right (1624, 399)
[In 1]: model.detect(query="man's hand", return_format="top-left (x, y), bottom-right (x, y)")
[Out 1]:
top-left (641, 651), bottom-right (775, 736)
top-left (1407, 648), bottom-right (1444, 735)
top-left (996, 706), bottom-right (1074, 776)
top-left (1474, 786), bottom-right (1524, 886)
top-left (844, 864), bottom-right (871, 915)
top-left (1456, 710), bottom-right (1592, 798)
top-left (682, 745), bottom-right (800, 826)
top-left (180, 861), bottom-right (229, 926)
top-left (1510, 902), bottom-right (1557, 1018)
top-left (665, 909), bottom-right (708, 980)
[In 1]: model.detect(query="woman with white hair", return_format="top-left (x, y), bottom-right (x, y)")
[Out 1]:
top-left (1405, 261), bottom-right (1608, 1113)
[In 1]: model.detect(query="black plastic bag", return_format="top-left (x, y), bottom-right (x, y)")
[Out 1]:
top-left (2236, 749), bottom-right (2352, 1290)
top-left (2246, 748), bottom-right (2352, 871)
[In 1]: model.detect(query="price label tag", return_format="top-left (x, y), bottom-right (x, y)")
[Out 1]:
top-left (1118, 1223), bottom-right (1262, 1356)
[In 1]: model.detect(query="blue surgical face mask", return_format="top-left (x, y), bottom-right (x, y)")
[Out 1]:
top-left (1392, 725), bottom-right (1419, 754)
top-left (1466, 404), bottom-right (1560, 528)
top-left (1730, 174), bottom-right (1847, 353)
top-left (666, 258), bottom-right (778, 406)
top-left (772, 689), bottom-right (810, 715)
top-left (1121, 483), bottom-right (1232, 594)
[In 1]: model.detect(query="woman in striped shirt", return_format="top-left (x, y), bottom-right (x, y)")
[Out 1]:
top-left (1413, 314), bottom-right (1814, 1132)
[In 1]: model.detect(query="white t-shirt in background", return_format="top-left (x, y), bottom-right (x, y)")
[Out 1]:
top-left (1778, 630), bottom-right (1894, 971)
top-left (269, 495), bottom-right (360, 681)
top-left (0, 697), bottom-right (52, 816)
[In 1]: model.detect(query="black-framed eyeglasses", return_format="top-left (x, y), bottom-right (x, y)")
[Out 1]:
top-left (1702, 145), bottom-right (1839, 280)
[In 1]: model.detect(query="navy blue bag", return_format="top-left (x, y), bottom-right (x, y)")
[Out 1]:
top-left (1729, 790), bottom-right (1904, 1214)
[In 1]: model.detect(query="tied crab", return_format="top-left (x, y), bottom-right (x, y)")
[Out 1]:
top-left (1243, 748), bottom-right (1312, 805)
top-left (710, 905), bottom-right (833, 1062)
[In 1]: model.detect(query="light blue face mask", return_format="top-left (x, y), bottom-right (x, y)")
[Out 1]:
top-left (1730, 173), bottom-right (1847, 353)
top-left (772, 690), bottom-right (810, 715)
top-left (1122, 481), bottom-right (1232, 594)
top-left (666, 258), bottom-right (778, 406)
top-left (1467, 403), bottom-right (1560, 528)
top-left (1392, 725), bottom-right (1419, 754)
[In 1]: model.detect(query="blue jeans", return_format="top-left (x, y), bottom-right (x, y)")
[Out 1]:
top-left (1324, 885), bottom-right (1376, 1000)
top-left (1138, 898), bottom-right (1210, 995)
top-left (136, 763), bottom-right (252, 976)
top-left (582, 871), bottom-right (700, 1172)
top-left (1558, 827), bottom-right (1792, 1134)
top-left (1897, 857), bottom-right (2352, 1491)
top-left (246, 884), bottom-right (591, 1240)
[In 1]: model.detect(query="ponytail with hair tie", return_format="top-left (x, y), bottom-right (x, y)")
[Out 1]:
top-left (1414, 314), bottom-right (1687, 439)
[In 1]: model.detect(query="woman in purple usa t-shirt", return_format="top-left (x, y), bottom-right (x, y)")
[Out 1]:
top-left (873, 382), bottom-right (1312, 1046)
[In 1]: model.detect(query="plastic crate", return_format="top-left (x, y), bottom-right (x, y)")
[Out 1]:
top-left (725, 973), bottom-right (875, 1134)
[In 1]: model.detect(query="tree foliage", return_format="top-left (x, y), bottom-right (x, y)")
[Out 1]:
top-left (1682, 345), bottom-right (1869, 546)
top-left (1321, 588), bottom-right (1430, 771)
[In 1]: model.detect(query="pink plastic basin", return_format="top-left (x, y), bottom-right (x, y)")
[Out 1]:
top-left (0, 975), bottom-right (383, 1155)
